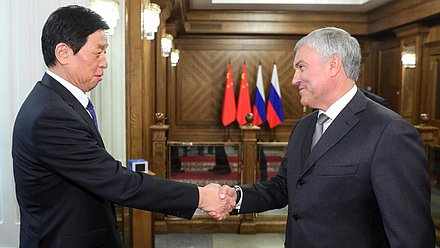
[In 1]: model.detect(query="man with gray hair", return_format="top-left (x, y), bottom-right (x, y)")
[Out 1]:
top-left (220, 27), bottom-right (434, 247)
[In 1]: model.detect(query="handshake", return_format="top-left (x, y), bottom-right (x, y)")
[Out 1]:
top-left (197, 183), bottom-right (237, 220)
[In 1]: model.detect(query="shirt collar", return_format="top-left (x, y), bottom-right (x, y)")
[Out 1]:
top-left (318, 85), bottom-right (357, 120)
top-left (46, 70), bottom-right (89, 108)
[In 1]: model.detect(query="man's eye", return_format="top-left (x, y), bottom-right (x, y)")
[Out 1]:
top-left (95, 51), bottom-right (106, 58)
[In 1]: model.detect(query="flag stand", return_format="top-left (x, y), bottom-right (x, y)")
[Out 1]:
top-left (225, 126), bottom-right (232, 142)
top-left (271, 127), bottom-right (278, 142)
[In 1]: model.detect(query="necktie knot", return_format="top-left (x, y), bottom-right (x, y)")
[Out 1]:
top-left (86, 100), bottom-right (99, 130)
top-left (317, 113), bottom-right (330, 126)
top-left (86, 100), bottom-right (94, 111)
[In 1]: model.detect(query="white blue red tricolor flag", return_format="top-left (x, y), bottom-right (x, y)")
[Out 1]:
top-left (252, 64), bottom-right (266, 126)
top-left (266, 64), bottom-right (284, 128)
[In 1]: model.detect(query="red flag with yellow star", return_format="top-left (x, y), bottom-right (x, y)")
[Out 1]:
top-left (222, 63), bottom-right (236, 126)
top-left (236, 63), bottom-right (251, 126)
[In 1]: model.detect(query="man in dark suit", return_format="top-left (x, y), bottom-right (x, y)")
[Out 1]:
top-left (221, 27), bottom-right (434, 247)
top-left (12, 5), bottom-right (233, 248)
top-left (361, 88), bottom-right (390, 108)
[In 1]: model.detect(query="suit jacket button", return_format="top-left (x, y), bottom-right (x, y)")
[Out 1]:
top-left (296, 179), bottom-right (305, 185)
top-left (293, 214), bottom-right (299, 221)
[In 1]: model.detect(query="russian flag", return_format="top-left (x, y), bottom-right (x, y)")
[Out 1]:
top-left (266, 64), bottom-right (284, 128)
top-left (252, 64), bottom-right (266, 126)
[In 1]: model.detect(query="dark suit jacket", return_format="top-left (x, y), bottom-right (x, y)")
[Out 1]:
top-left (12, 73), bottom-right (199, 248)
top-left (239, 89), bottom-right (434, 247)
top-left (361, 89), bottom-right (390, 108)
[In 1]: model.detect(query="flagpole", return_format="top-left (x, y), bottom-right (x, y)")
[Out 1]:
top-left (224, 125), bottom-right (232, 142)
top-left (271, 127), bottom-right (278, 142)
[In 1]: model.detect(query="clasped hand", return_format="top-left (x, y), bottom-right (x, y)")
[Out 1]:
top-left (198, 183), bottom-right (237, 220)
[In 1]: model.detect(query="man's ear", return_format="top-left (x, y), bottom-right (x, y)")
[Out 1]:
top-left (54, 43), bottom-right (71, 65)
top-left (328, 54), bottom-right (342, 77)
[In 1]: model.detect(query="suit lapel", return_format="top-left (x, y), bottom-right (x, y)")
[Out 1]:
top-left (40, 73), bottom-right (105, 146)
top-left (301, 89), bottom-right (368, 176)
top-left (300, 112), bottom-right (318, 173)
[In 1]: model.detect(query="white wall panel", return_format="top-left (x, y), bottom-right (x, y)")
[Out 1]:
top-left (90, 0), bottom-right (126, 164)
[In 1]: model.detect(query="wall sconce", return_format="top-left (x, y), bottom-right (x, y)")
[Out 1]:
top-left (170, 49), bottom-right (180, 67)
top-left (89, 0), bottom-right (120, 36)
top-left (161, 34), bottom-right (173, 57)
top-left (141, 2), bottom-right (161, 40)
top-left (401, 52), bottom-right (416, 68)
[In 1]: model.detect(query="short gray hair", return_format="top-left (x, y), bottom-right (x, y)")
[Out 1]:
top-left (294, 27), bottom-right (361, 81)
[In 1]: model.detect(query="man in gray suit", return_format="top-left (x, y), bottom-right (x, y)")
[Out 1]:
top-left (221, 27), bottom-right (435, 247)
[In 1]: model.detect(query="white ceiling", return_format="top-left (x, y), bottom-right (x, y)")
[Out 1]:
top-left (190, 0), bottom-right (394, 12)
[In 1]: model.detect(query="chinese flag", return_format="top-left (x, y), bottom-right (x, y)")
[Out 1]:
top-left (236, 63), bottom-right (251, 126)
top-left (222, 63), bottom-right (236, 126)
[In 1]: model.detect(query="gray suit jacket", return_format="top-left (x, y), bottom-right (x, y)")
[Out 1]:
top-left (239, 89), bottom-right (434, 247)
top-left (13, 73), bottom-right (199, 248)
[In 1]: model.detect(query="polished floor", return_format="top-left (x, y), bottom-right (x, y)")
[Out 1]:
top-left (155, 180), bottom-right (440, 248)
top-left (155, 233), bottom-right (286, 248)
top-left (154, 188), bottom-right (440, 248)
top-left (155, 233), bottom-right (440, 248)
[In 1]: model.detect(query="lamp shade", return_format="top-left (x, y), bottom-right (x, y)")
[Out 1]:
top-left (401, 52), bottom-right (416, 68)
top-left (161, 34), bottom-right (173, 57)
top-left (142, 2), bottom-right (161, 40)
top-left (171, 49), bottom-right (180, 67)
top-left (89, 0), bottom-right (120, 36)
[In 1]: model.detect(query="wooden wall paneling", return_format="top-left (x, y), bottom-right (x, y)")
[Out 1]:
top-left (179, 0), bottom-right (440, 36)
top-left (368, 0), bottom-right (440, 34)
top-left (420, 43), bottom-right (430, 118)
top-left (424, 25), bottom-right (440, 129)
top-left (427, 26), bottom-right (440, 44)
top-left (126, 0), bottom-right (144, 173)
top-left (155, 0), bottom-right (173, 118)
top-left (149, 0), bottom-right (177, 238)
top-left (156, 33), bottom-right (167, 116)
top-left (184, 9), bottom-right (367, 23)
top-left (126, 0), bottom-right (143, 246)
top-left (239, 125), bottom-right (260, 234)
top-left (144, 40), bottom-right (155, 165)
top-left (126, 0), bottom-right (156, 247)
top-left (358, 39), bottom-right (378, 93)
top-left (182, 9), bottom-right (369, 35)
top-left (376, 37), bottom-right (401, 113)
top-left (394, 24), bottom-right (429, 124)
top-left (168, 37), bottom-right (301, 143)
top-left (184, 20), bottom-right (369, 36)
top-left (422, 26), bottom-right (440, 244)
top-left (150, 124), bottom-right (169, 234)
top-left (426, 46), bottom-right (440, 129)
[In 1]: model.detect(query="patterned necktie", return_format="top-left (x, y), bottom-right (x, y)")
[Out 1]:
top-left (311, 113), bottom-right (330, 150)
top-left (86, 100), bottom-right (99, 130)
